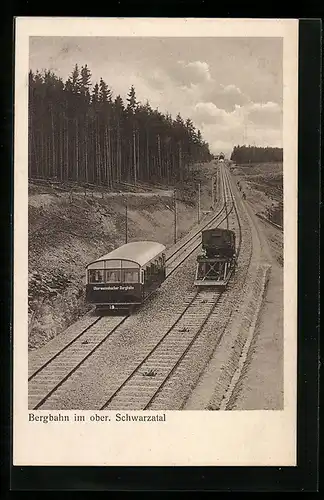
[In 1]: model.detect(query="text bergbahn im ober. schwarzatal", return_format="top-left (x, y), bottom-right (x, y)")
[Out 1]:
top-left (28, 412), bottom-right (167, 424)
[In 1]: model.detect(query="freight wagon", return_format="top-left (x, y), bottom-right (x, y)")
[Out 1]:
top-left (194, 228), bottom-right (236, 289)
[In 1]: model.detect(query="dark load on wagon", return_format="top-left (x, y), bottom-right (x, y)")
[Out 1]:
top-left (201, 228), bottom-right (236, 258)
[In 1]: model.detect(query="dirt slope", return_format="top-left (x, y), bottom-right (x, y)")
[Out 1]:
top-left (28, 164), bottom-right (217, 350)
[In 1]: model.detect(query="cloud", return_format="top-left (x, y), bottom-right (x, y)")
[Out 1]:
top-left (145, 68), bottom-right (173, 91)
top-left (246, 101), bottom-right (282, 128)
top-left (192, 101), bottom-right (249, 130)
top-left (182, 61), bottom-right (212, 83)
top-left (172, 60), bottom-right (213, 86)
top-left (192, 99), bottom-right (282, 130)
top-left (178, 76), bottom-right (252, 113)
top-left (193, 102), bottom-right (230, 125)
top-left (145, 59), bottom-right (281, 126)
top-left (249, 101), bottom-right (280, 111)
top-left (203, 119), bottom-right (282, 156)
top-left (200, 82), bottom-right (251, 112)
top-left (145, 59), bottom-right (213, 91)
top-left (189, 99), bottom-right (282, 155)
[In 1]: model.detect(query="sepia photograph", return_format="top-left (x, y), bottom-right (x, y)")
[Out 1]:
top-left (14, 18), bottom-right (298, 466)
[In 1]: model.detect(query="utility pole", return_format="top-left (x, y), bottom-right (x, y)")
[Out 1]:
top-left (244, 122), bottom-right (248, 145)
top-left (133, 127), bottom-right (137, 186)
top-left (211, 176), bottom-right (215, 209)
top-left (179, 142), bottom-right (182, 182)
top-left (125, 197), bottom-right (128, 243)
top-left (215, 173), bottom-right (218, 204)
top-left (197, 182), bottom-right (201, 224)
top-left (174, 188), bottom-right (177, 244)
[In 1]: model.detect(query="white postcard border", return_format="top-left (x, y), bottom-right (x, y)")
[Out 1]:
top-left (14, 17), bottom-right (298, 466)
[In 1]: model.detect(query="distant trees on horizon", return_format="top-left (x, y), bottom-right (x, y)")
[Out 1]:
top-left (28, 64), bottom-right (212, 187)
top-left (230, 145), bottom-right (283, 164)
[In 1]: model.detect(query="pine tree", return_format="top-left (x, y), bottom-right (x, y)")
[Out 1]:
top-left (99, 78), bottom-right (113, 186)
top-left (126, 85), bottom-right (138, 184)
top-left (113, 95), bottom-right (125, 182)
top-left (79, 65), bottom-right (92, 182)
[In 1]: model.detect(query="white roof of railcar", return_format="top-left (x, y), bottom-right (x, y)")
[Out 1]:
top-left (87, 241), bottom-right (166, 268)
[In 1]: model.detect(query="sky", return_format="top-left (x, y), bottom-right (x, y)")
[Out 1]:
top-left (29, 36), bottom-right (283, 156)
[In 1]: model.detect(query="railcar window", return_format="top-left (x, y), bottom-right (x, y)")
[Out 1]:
top-left (123, 270), bottom-right (139, 283)
top-left (89, 270), bottom-right (105, 283)
top-left (106, 270), bottom-right (121, 283)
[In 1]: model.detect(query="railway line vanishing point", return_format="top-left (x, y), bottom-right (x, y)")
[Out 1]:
top-left (28, 164), bottom-right (261, 411)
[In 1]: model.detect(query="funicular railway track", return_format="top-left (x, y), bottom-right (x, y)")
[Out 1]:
top-left (100, 166), bottom-right (242, 411)
top-left (28, 165), bottom-right (241, 411)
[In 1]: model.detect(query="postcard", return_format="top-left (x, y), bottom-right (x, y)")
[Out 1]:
top-left (14, 17), bottom-right (298, 466)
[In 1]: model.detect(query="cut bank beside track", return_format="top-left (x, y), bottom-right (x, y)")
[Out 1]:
top-left (29, 166), bottom-right (235, 410)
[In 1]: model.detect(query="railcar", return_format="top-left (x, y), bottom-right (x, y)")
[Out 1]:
top-left (85, 241), bottom-right (166, 311)
top-left (194, 228), bottom-right (236, 289)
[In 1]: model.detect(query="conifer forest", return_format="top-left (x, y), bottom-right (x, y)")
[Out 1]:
top-left (230, 145), bottom-right (283, 164)
top-left (28, 64), bottom-right (213, 187)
